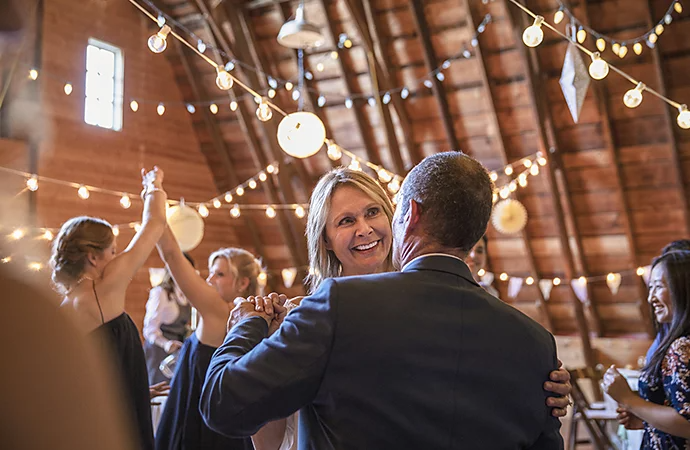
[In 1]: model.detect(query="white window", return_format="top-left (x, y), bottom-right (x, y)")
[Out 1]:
top-left (84, 38), bottom-right (123, 130)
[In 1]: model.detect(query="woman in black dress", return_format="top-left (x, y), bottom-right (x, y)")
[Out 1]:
top-left (154, 226), bottom-right (262, 450)
top-left (51, 167), bottom-right (167, 450)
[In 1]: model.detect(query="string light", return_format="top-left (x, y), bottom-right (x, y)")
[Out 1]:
top-left (504, 166), bottom-right (514, 176)
top-left (248, 179), bottom-right (258, 190)
top-left (656, 24), bottom-right (665, 36)
top-left (526, 276), bottom-right (534, 286)
top-left (492, 192), bottom-right (498, 203)
top-left (120, 194), bottom-right (131, 209)
top-left (258, 172), bottom-right (267, 182)
top-left (77, 185), bottom-right (90, 199)
top-left (348, 159), bottom-right (361, 171)
top-left (522, 15), bottom-right (545, 47)
top-left (236, 187), bottom-right (245, 197)
top-left (387, 178), bottom-right (401, 194)
top-left (197, 204), bottom-right (209, 218)
top-left (327, 141), bottom-right (342, 160)
top-left (256, 98), bottom-right (272, 122)
top-left (266, 164), bottom-right (276, 174)
top-left (537, 155), bottom-right (547, 166)
top-left (230, 204), bottom-right (241, 218)
top-left (318, 95), bottom-right (326, 107)
top-left (576, 27), bottom-right (587, 44)
top-left (401, 88), bottom-right (410, 99)
top-left (230, 101), bottom-right (238, 112)
top-left (42, 230), bottom-right (54, 241)
top-left (554, 9), bottom-right (564, 24)
top-left (490, 172), bottom-right (498, 182)
top-left (508, 181), bottom-right (517, 192)
top-left (224, 192), bottom-right (233, 203)
top-left (10, 229), bottom-right (24, 240)
top-left (112, 225), bottom-right (119, 236)
top-left (134, 223), bottom-right (143, 233)
top-left (478, 268), bottom-right (486, 277)
top-left (1, 257), bottom-right (11, 264)
top-left (499, 272), bottom-right (509, 281)
top-left (529, 164), bottom-right (540, 176)
top-left (377, 168), bottom-right (393, 183)
top-left (612, 43), bottom-right (621, 56)
top-left (553, 277), bottom-right (561, 286)
top-left (331, 51), bottom-right (338, 59)
top-left (130, 100), bottom-right (139, 112)
top-left (596, 38), bottom-right (606, 52)
top-left (295, 205), bottom-right (306, 219)
top-left (606, 272), bottom-right (616, 282)
top-left (678, 105), bottom-right (690, 129)
top-left (209, 103), bottom-right (219, 114)
top-left (265, 206), bottom-right (276, 218)
top-left (675, 1), bottom-right (683, 13)
top-left (518, 174), bottom-right (528, 187)
top-left (618, 45), bottom-right (628, 58)
top-left (285, 81), bottom-right (293, 91)
top-left (636, 267), bottom-right (646, 276)
top-left (345, 98), bottom-right (353, 109)
top-left (268, 88), bottom-right (276, 98)
top-left (187, 104), bottom-right (196, 113)
top-left (157, 103), bottom-right (166, 116)
top-left (64, 83), bottom-right (73, 95)
top-left (148, 25), bottom-right (171, 53)
top-left (588, 52), bottom-right (609, 80)
top-left (633, 42), bottom-right (643, 55)
top-left (624, 82), bottom-right (645, 108)
top-left (26, 176), bottom-right (38, 192)
top-left (28, 262), bottom-right (42, 271)
top-left (316, 62), bottom-right (324, 72)
top-left (523, 159), bottom-right (532, 168)
top-left (648, 33), bottom-right (658, 44)
top-left (215, 68), bottom-right (234, 90)
top-left (29, 69), bottom-right (39, 80)
top-left (213, 198), bottom-right (222, 208)
top-left (499, 187), bottom-right (510, 199)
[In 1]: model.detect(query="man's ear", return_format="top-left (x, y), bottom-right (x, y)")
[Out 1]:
top-left (408, 200), bottom-right (422, 228)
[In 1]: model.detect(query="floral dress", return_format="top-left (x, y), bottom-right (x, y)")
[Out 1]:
top-left (638, 336), bottom-right (690, 449)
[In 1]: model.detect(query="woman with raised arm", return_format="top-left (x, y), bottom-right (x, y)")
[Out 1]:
top-left (50, 166), bottom-right (167, 450)
top-left (154, 226), bottom-right (283, 450)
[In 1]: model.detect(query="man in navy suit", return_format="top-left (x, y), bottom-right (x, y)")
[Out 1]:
top-left (200, 152), bottom-right (564, 449)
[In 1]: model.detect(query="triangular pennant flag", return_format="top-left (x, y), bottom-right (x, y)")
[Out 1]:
top-left (281, 268), bottom-right (298, 289)
top-left (642, 265), bottom-right (652, 285)
top-left (481, 271), bottom-right (494, 286)
top-left (149, 268), bottom-right (167, 287)
top-left (508, 277), bottom-right (524, 299)
top-left (539, 279), bottom-right (554, 301)
top-left (606, 273), bottom-right (622, 295)
top-left (570, 278), bottom-right (589, 304)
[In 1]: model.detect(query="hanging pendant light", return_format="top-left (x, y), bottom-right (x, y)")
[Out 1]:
top-left (277, 0), bottom-right (324, 49)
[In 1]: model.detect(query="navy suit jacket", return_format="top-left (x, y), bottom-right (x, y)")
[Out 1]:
top-left (200, 255), bottom-right (563, 449)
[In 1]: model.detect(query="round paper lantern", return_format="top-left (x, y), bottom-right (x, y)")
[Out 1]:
top-left (277, 111), bottom-right (326, 158)
top-left (491, 199), bottom-right (528, 235)
top-left (166, 203), bottom-right (204, 251)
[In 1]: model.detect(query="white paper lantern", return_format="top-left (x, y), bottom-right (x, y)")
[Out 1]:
top-left (491, 199), bottom-right (528, 234)
top-left (277, 112), bottom-right (326, 158)
top-left (166, 203), bottom-right (204, 251)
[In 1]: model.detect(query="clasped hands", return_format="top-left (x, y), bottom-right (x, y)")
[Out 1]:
top-left (228, 293), bottom-right (303, 335)
top-left (601, 364), bottom-right (644, 430)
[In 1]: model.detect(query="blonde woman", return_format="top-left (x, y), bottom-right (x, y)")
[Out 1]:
top-left (50, 167), bottom-right (167, 450)
top-left (154, 227), bottom-right (290, 450)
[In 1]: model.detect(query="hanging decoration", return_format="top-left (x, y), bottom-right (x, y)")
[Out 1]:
top-left (480, 271), bottom-right (495, 287)
top-left (606, 272), bottom-right (623, 295)
top-left (559, 43), bottom-right (590, 123)
top-left (491, 199), bottom-right (528, 235)
top-left (166, 201), bottom-right (205, 252)
top-left (281, 267), bottom-right (298, 289)
top-left (539, 279), bottom-right (554, 301)
top-left (508, 277), bottom-right (524, 299)
top-left (570, 277), bottom-right (589, 304)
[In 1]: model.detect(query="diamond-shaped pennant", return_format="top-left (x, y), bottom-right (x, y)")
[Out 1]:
top-left (559, 43), bottom-right (590, 124)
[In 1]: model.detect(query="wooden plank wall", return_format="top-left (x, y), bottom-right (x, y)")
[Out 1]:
top-left (2, 0), bottom-right (248, 334)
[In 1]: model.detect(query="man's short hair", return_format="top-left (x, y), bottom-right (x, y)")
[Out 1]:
top-left (397, 151), bottom-right (493, 253)
top-left (662, 240), bottom-right (690, 255)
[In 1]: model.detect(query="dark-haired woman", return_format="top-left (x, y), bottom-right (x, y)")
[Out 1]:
top-left (50, 167), bottom-right (167, 450)
top-left (604, 250), bottom-right (690, 448)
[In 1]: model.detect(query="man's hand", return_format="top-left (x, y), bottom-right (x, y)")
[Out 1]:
top-left (149, 381), bottom-right (170, 404)
top-left (544, 359), bottom-right (572, 417)
top-left (227, 298), bottom-right (273, 332)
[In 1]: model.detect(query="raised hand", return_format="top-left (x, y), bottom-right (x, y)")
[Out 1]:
top-left (602, 365), bottom-right (636, 405)
top-left (141, 165), bottom-right (164, 190)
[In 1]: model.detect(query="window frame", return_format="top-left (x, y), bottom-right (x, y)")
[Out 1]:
top-left (84, 38), bottom-right (124, 131)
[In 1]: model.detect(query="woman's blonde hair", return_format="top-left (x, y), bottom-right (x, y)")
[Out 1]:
top-left (305, 168), bottom-right (395, 293)
top-left (50, 216), bottom-right (114, 295)
top-left (208, 248), bottom-right (264, 298)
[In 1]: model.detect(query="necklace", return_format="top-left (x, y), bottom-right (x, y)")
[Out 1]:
top-left (65, 276), bottom-right (93, 295)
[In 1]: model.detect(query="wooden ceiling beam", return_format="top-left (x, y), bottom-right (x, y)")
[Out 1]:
top-left (506, 0), bottom-right (595, 368)
top-left (407, 0), bottom-right (460, 151)
top-left (344, 0), bottom-right (417, 172)
top-left (188, 0), bottom-right (307, 269)
top-left (461, 0), bottom-right (552, 332)
top-left (316, 0), bottom-right (382, 167)
top-left (561, 0), bottom-right (654, 338)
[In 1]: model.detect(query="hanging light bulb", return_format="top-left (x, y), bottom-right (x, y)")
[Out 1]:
top-left (530, 164), bottom-right (540, 176)
top-left (256, 99), bottom-right (272, 121)
top-left (236, 187), bottom-right (245, 197)
top-left (596, 38), bottom-right (606, 52)
top-left (612, 43), bottom-right (621, 56)
top-left (130, 100), bottom-right (139, 112)
top-left (537, 155), bottom-right (547, 166)
top-left (268, 89), bottom-right (276, 99)
top-left (112, 225), bottom-right (120, 236)
top-left (10, 229), bottom-right (24, 240)
top-left (197, 204), bottom-right (209, 218)
top-left (215, 68), bottom-right (234, 90)
top-left (230, 204), bottom-right (241, 218)
top-left (29, 69), bottom-right (39, 80)
top-left (285, 81), bottom-right (293, 91)
top-left (618, 45), bottom-right (628, 58)
top-left (633, 42), bottom-right (643, 55)
top-left (327, 141), bottom-right (342, 160)
top-left (636, 266), bottom-right (646, 276)
top-left (316, 62), bottom-right (324, 72)
top-left (148, 25), bottom-right (171, 53)
top-left (345, 98), bottom-right (353, 109)
top-left (186, 104), bottom-right (196, 114)
top-left (348, 159), bottom-right (361, 171)
top-left (224, 192), bottom-right (233, 203)
top-left (317, 95), bottom-right (326, 107)
top-left (120, 194), bottom-right (131, 209)
top-left (134, 223), bottom-right (143, 233)
top-left (292, 90), bottom-right (301, 101)
top-left (523, 159), bottom-right (533, 168)
top-left (504, 166), bottom-right (513, 176)
top-left (63, 83), bottom-right (73, 95)
top-left (492, 192), bottom-right (498, 203)
top-left (588, 52), bottom-right (609, 80)
top-left (266, 164), bottom-right (276, 174)
top-left (508, 181), bottom-right (517, 192)
top-left (295, 205), bottom-right (306, 218)
top-left (248, 179), bottom-right (258, 190)
top-left (678, 105), bottom-right (690, 129)
top-left (576, 27), bottom-right (587, 44)
top-left (490, 172), bottom-right (498, 182)
top-left (526, 276), bottom-right (535, 286)
top-left (649, 33), bottom-right (658, 44)
top-left (197, 39), bottom-right (207, 53)
top-left (655, 24), bottom-right (665, 36)
top-left (210, 103), bottom-right (219, 114)
top-left (77, 185), bottom-right (90, 199)
top-left (522, 15), bottom-right (545, 47)
top-left (42, 230), bottom-right (54, 240)
top-left (213, 198), bottom-right (222, 209)
top-left (157, 103), bottom-right (166, 116)
top-left (277, 112), bottom-right (326, 158)
top-left (343, 38), bottom-right (353, 49)
top-left (423, 79), bottom-right (433, 89)
top-left (499, 187), bottom-right (510, 199)
top-left (265, 206), bottom-right (277, 218)
top-left (518, 173), bottom-right (528, 187)
top-left (387, 178), bottom-right (401, 194)
top-left (499, 272), bottom-right (509, 281)
top-left (553, 277), bottom-right (561, 286)
top-left (478, 268), bottom-right (486, 277)
top-left (401, 87), bottom-right (410, 99)
top-left (26, 175), bottom-right (38, 192)
top-left (675, 1), bottom-right (683, 13)
top-left (331, 51), bottom-right (339, 59)
top-left (554, 9), bottom-right (564, 24)
top-left (28, 262), bottom-right (42, 271)
top-left (623, 82), bottom-right (645, 108)
top-left (377, 168), bottom-right (393, 183)
top-left (258, 172), bottom-right (267, 182)
top-left (665, 14), bottom-right (673, 24)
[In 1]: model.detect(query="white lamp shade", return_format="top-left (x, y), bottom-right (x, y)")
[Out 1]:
top-left (277, 112), bottom-right (326, 158)
top-left (166, 203), bottom-right (205, 252)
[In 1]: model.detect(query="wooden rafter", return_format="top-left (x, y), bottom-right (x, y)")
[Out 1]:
top-left (505, 0), bottom-right (596, 367)
top-left (316, 0), bottom-right (382, 166)
top-left (342, 0), bottom-right (405, 174)
top-left (407, 0), bottom-right (460, 151)
top-left (187, 0), bottom-right (308, 268)
top-left (561, 0), bottom-right (654, 337)
top-left (461, 0), bottom-right (553, 331)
